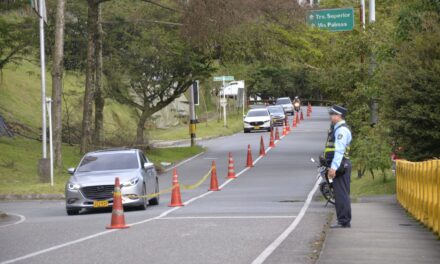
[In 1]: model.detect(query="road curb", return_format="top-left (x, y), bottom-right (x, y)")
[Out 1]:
top-left (150, 132), bottom-right (240, 148)
top-left (0, 193), bottom-right (64, 201)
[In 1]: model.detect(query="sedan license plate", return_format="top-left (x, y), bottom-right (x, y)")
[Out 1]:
top-left (254, 126), bottom-right (260, 129)
top-left (93, 200), bottom-right (109, 208)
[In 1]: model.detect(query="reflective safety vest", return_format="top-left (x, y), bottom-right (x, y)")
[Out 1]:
top-left (324, 123), bottom-right (350, 163)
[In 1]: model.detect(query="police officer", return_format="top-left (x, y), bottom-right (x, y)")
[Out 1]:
top-left (324, 105), bottom-right (352, 228)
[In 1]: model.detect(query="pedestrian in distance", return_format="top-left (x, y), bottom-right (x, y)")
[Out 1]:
top-left (324, 105), bottom-right (352, 228)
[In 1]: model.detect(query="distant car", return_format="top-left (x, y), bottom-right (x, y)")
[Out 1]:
top-left (275, 97), bottom-right (294, 115)
top-left (65, 149), bottom-right (159, 215)
top-left (243, 108), bottom-right (272, 133)
top-left (267, 105), bottom-right (286, 127)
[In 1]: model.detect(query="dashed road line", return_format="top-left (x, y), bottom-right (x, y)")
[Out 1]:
top-left (0, 134), bottom-right (284, 264)
top-left (159, 215), bottom-right (297, 220)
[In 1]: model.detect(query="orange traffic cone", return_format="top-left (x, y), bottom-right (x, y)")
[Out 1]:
top-left (275, 127), bottom-right (280, 141)
top-left (269, 130), bottom-right (275, 148)
top-left (227, 152), bottom-right (236, 179)
top-left (300, 111), bottom-right (304, 121)
top-left (259, 136), bottom-right (266, 156)
top-left (295, 112), bottom-right (300, 125)
top-left (307, 105), bottom-right (311, 117)
top-left (209, 161), bottom-right (220, 191)
top-left (282, 124), bottom-right (287, 136)
top-left (107, 177), bottom-right (129, 229)
top-left (246, 144), bottom-right (254, 168)
top-left (285, 119), bottom-right (291, 132)
top-left (292, 115), bottom-right (297, 128)
top-left (168, 168), bottom-right (184, 207)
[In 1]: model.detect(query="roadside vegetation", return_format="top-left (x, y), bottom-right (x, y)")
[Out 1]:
top-left (0, 136), bottom-right (203, 195)
top-left (151, 114), bottom-right (244, 141)
top-left (350, 171), bottom-right (396, 199)
top-left (1, 0), bottom-right (439, 196)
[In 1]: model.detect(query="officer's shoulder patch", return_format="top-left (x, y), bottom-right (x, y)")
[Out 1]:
top-left (337, 134), bottom-right (343, 140)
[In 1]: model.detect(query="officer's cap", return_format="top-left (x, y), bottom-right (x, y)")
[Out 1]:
top-left (329, 105), bottom-right (347, 116)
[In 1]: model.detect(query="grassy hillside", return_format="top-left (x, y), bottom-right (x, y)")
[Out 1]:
top-left (0, 61), bottom-right (139, 141)
top-left (0, 61), bottom-right (237, 195)
top-left (0, 136), bottom-right (203, 195)
top-left (0, 61), bottom-right (243, 142)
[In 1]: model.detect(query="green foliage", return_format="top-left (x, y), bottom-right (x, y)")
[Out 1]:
top-left (380, 14), bottom-right (440, 160)
top-left (0, 136), bottom-right (204, 195)
top-left (104, 16), bottom-right (214, 113)
top-left (0, 15), bottom-right (35, 70)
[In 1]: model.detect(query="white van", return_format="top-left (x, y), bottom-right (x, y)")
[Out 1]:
top-left (220, 80), bottom-right (244, 97)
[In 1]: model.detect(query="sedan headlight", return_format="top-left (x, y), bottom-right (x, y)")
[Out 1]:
top-left (67, 183), bottom-right (80, 191)
top-left (122, 177), bottom-right (140, 187)
top-left (244, 121), bottom-right (251, 124)
top-left (264, 120), bottom-right (270, 123)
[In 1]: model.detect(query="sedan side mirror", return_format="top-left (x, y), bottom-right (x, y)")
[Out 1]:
top-left (144, 162), bottom-right (155, 169)
top-left (67, 167), bottom-right (75, 174)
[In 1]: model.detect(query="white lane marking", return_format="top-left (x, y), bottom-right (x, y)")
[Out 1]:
top-left (0, 135), bottom-right (281, 264)
top-left (164, 151), bottom-right (205, 172)
top-left (251, 177), bottom-right (322, 264)
top-left (0, 213), bottom-right (26, 229)
top-left (160, 215), bottom-right (297, 220)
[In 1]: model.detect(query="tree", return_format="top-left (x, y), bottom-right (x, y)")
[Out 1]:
top-left (380, 15), bottom-right (440, 160)
top-left (80, 0), bottom-right (109, 153)
top-left (51, 0), bottom-right (66, 168)
top-left (105, 22), bottom-right (213, 145)
top-left (0, 17), bottom-right (34, 72)
top-left (93, 4), bottom-right (104, 146)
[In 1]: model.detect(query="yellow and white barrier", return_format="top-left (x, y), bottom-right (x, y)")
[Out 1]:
top-left (396, 160), bottom-right (440, 236)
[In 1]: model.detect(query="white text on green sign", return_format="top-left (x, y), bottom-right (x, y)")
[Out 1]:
top-left (308, 8), bottom-right (354, 32)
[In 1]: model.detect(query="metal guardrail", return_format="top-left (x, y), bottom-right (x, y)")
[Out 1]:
top-left (396, 160), bottom-right (440, 236)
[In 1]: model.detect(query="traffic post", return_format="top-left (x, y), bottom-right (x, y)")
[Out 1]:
top-left (189, 81), bottom-right (198, 147)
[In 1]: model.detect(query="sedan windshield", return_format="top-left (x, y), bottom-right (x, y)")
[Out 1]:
top-left (77, 153), bottom-right (139, 172)
top-left (247, 110), bottom-right (268, 117)
top-left (276, 98), bottom-right (291, 105)
top-left (268, 107), bottom-right (284, 115)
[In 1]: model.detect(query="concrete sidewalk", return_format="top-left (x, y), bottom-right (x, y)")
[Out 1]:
top-left (317, 196), bottom-right (440, 264)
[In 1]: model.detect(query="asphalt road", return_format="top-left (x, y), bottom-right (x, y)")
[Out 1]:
top-left (0, 107), bottom-right (332, 264)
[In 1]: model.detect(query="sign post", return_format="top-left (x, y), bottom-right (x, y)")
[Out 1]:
top-left (214, 76), bottom-right (234, 127)
top-left (189, 81), bottom-right (198, 147)
top-left (307, 8), bottom-right (354, 32)
top-left (31, 0), bottom-right (50, 181)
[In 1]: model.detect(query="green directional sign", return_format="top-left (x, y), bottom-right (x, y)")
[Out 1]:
top-left (213, 76), bottom-right (234, 82)
top-left (308, 8), bottom-right (354, 32)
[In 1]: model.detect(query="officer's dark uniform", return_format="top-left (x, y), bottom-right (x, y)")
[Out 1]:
top-left (324, 106), bottom-right (352, 227)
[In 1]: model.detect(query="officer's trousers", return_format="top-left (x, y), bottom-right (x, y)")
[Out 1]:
top-left (333, 160), bottom-right (352, 225)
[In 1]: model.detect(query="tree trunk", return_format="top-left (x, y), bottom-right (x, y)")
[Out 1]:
top-left (136, 111), bottom-right (149, 146)
top-left (93, 4), bottom-right (104, 147)
top-left (81, 0), bottom-right (99, 154)
top-left (51, 0), bottom-right (66, 168)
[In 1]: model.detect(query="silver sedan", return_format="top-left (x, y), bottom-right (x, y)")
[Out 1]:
top-left (65, 149), bottom-right (159, 215)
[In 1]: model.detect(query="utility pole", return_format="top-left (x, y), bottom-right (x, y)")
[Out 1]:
top-left (32, 0), bottom-right (50, 181)
top-left (189, 81), bottom-right (197, 147)
top-left (39, 0), bottom-right (47, 160)
top-left (46, 98), bottom-right (54, 186)
top-left (360, 0), bottom-right (366, 30)
top-left (369, 0), bottom-right (376, 23)
top-left (369, 0), bottom-right (378, 126)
